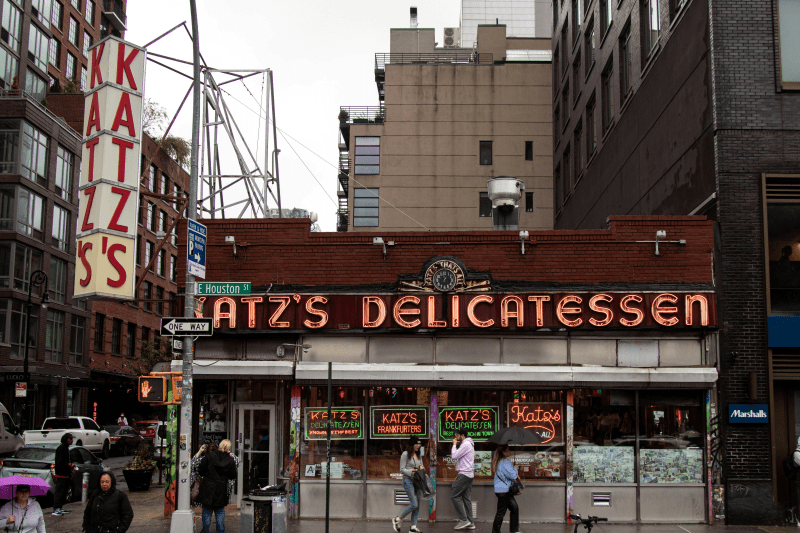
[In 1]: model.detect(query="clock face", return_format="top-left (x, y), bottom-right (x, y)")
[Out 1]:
top-left (432, 268), bottom-right (457, 292)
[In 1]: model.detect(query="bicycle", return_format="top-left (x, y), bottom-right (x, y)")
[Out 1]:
top-left (569, 514), bottom-right (608, 533)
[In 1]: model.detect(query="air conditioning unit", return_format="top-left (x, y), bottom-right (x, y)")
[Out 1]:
top-left (443, 27), bottom-right (460, 48)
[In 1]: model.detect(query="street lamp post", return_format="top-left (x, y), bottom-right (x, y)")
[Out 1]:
top-left (22, 269), bottom-right (49, 430)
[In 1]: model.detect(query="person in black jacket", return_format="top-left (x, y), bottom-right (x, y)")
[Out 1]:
top-left (198, 439), bottom-right (237, 533)
top-left (52, 432), bottom-right (73, 516)
top-left (250, 428), bottom-right (269, 485)
top-left (82, 472), bottom-right (134, 533)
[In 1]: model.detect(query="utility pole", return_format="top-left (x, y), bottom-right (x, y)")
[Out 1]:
top-left (169, 1), bottom-right (200, 531)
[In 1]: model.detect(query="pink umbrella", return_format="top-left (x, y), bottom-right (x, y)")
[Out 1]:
top-left (0, 476), bottom-right (52, 499)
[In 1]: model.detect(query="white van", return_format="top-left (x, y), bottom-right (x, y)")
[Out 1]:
top-left (0, 403), bottom-right (24, 456)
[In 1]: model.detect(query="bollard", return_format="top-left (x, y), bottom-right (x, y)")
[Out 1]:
top-left (81, 472), bottom-right (90, 503)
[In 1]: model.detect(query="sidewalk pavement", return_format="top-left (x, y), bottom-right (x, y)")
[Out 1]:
top-left (41, 488), bottom-right (797, 533)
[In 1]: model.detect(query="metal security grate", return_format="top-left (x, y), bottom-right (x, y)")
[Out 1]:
top-left (592, 492), bottom-right (612, 506)
top-left (765, 175), bottom-right (800, 202)
top-left (395, 489), bottom-right (410, 505)
top-left (772, 353), bottom-right (800, 380)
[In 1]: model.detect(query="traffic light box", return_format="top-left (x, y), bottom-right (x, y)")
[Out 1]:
top-left (138, 376), bottom-right (166, 402)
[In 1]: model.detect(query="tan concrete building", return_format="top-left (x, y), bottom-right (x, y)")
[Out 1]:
top-left (337, 24), bottom-right (553, 232)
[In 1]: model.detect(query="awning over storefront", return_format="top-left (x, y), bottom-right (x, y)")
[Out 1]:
top-left (184, 360), bottom-right (295, 380)
top-left (294, 362), bottom-right (717, 388)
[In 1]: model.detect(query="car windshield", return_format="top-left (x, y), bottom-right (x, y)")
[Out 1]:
top-left (43, 418), bottom-right (81, 429)
top-left (13, 448), bottom-right (56, 461)
top-left (105, 425), bottom-right (122, 435)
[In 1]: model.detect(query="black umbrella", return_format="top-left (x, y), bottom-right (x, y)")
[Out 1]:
top-left (488, 426), bottom-right (543, 445)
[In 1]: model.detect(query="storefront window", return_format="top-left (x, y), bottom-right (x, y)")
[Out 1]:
top-left (573, 388), bottom-right (636, 483)
top-left (366, 387), bottom-right (428, 481)
top-left (638, 391), bottom-right (704, 484)
top-left (436, 390), bottom-right (500, 482)
top-left (505, 390), bottom-right (566, 481)
top-left (300, 386), bottom-right (365, 480)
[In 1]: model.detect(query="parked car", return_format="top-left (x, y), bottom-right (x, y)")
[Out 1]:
top-left (0, 444), bottom-right (109, 506)
top-left (133, 420), bottom-right (159, 442)
top-left (104, 425), bottom-right (145, 456)
top-left (23, 416), bottom-right (111, 458)
top-left (0, 402), bottom-right (24, 457)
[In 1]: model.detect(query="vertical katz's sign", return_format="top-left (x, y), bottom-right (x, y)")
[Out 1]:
top-left (75, 36), bottom-right (145, 299)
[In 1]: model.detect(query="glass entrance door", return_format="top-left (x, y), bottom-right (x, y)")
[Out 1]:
top-left (234, 404), bottom-right (275, 506)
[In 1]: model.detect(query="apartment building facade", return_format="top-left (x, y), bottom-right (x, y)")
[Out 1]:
top-left (552, 0), bottom-right (800, 523)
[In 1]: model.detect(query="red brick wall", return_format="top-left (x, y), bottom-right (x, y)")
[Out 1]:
top-left (178, 215), bottom-right (714, 286)
top-left (46, 93), bottom-right (84, 135)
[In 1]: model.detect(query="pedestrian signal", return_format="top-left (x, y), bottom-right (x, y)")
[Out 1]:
top-left (138, 376), bottom-right (166, 402)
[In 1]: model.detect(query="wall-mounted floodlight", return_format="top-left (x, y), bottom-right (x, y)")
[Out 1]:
top-left (225, 235), bottom-right (237, 257)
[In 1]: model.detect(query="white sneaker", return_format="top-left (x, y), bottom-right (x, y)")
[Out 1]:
top-left (392, 516), bottom-right (401, 532)
top-left (410, 526), bottom-right (423, 533)
top-left (454, 521), bottom-right (471, 530)
top-left (466, 523), bottom-right (476, 530)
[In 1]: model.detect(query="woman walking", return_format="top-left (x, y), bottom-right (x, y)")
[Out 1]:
top-left (197, 439), bottom-right (237, 533)
top-left (0, 485), bottom-right (45, 533)
top-left (492, 445), bottom-right (524, 533)
top-left (391, 436), bottom-right (424, 533)
top-left (82, 472), bottom-right (134, 533)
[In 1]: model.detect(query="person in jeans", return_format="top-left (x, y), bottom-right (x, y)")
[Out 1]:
top-left (52, 432), bottom-right (73, 516)
top-left (197, 439), bottom-right (237, 533)
top-left (392, 436), bottom-right (424, 533)
top-left (491, 445), bottom-right (524, 533)
top-left (451, 427), bottom-right (475, 530)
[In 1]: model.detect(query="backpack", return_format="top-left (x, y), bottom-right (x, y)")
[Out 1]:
top-left (783, 452), bottom-right (800, 481)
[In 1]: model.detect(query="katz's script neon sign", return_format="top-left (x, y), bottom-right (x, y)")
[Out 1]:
top-left (507, 403), bottom-right (562, 444)
top-left (200, 292), bottom-right (715, 331)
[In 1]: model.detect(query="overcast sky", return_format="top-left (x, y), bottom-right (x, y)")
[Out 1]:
top-left (125, 0), bottom-right (461, 231)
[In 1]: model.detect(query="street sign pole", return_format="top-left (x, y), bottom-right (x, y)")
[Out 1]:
top-left (170, 1), bottom-right (200, 531)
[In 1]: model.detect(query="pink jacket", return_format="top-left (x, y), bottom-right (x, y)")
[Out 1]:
top-left (451, 437), bottom-right (475, 478)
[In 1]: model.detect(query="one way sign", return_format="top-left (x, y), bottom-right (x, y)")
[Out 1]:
top-left (160, 317), bottom-right (214, 337)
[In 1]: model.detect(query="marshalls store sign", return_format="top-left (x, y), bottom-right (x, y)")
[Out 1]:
top-left (75, 36), bottom-right (146, 299)
top-left (728, 404), bottom-right (769, 424)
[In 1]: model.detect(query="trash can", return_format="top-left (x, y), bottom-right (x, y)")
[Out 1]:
top-left (240, 490), bottom-right (287, 533)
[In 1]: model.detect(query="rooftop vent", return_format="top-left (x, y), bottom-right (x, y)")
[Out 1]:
top-left (410, 7), bottom-right (418, 28)
top-left (487, 176), bottom-right (524, 230)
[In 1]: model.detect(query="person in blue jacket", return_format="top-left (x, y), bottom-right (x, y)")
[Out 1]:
top-left (491, 445), bottom-right (524, 533)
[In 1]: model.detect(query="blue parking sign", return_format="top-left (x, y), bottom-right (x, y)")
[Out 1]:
top-left (187, 220), bottom-right (207, 279)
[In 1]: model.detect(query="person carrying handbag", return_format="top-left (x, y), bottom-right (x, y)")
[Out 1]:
top-left (392, 436), bottom-right (425, 533)
top-left (491, 445), bottom-right (524, 533)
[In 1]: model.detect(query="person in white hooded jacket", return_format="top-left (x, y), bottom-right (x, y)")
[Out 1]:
top-left (450, 427), bottom-right (475, 530)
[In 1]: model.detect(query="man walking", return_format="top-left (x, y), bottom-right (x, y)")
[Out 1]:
top-left (52, 432), bottom-right (73, 516)
top-left (451, 427), bottom-right (475, 530)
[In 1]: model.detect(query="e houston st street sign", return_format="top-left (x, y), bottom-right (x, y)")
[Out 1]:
top-left (160, 317), bottom-right (214, 337)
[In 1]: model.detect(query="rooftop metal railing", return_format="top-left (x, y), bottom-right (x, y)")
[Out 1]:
top-left (375, 52), bottom-right (493, 71)
top-left (338, 106), bottom-right (385, 125)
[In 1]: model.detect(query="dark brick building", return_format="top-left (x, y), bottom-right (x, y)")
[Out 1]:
top-left (552, 0), bottom-right (800, 523)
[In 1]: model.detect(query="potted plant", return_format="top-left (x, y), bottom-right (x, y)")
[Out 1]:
top-left (338, 109), bottom-right (349, 123)
top-left (122, 442), bottom-right (157, 491)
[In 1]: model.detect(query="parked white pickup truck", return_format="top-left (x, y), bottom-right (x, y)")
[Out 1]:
top-left (23, 416), bottom-right (111, 459)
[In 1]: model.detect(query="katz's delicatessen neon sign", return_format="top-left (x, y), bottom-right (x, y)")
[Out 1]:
top-left (197, 291), bottom-right (716, 331)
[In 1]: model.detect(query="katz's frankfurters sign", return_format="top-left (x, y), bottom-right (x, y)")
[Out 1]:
top-left (198, 291), bottom-right (716, 331)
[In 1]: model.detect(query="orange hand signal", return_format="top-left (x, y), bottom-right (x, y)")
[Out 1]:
top-left (141, 380), bottom-right (153, 397)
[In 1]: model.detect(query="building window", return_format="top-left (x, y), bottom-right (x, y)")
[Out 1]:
top-left (572, 52), bottom-right (581, 104)
top-left (93, 313), bottom-right (105, 352)
top-left (561, 22), bottom-right (568, 75)
top-left (52, 204), bottom-right (69, 252)
top-left (554, 104), bottom-right (560, 145)
top-left (586, 93), bottom-right (597, 157)
top-left (574, 121), bottom-right (583, 183)
top-left (49, 257), bottom-right (67, 303)
top-left (0, 188), bottom-right (12, 229)
top-left (765, 176), bottom-right (800, 314)
top-left (17, 187), bottom-right (45, 240)
top-left (525, 192), bottom-right (534, 213)
top-left (145, 241), bottom-right (154, 268)
top-left (670, 0), bottom-right (688, 19)
top-left (779, 0), bottom-right (800, 84)
top-left (159, 210), bottom-right (167, 233)
top-left (525, 141), bottom-right (533, 161)
top-left (553, 45), bottom-right (560, 88)
top-left (142, 326), bottom-right (150, 343)
top-left (10, 300), bottom-right (37, 359)
top-left (600, 0), bottom-right (613, 37)
top-left (479, 192), bottom-right (492, 217)
top-left (479, 141), bottom-right (493, 165)
top-left (354, 137), bottom-right (380, 175)
top-left (32, 0), bottom-right (52, 25)
top-left (170, 255), bottom-right (177, 282)
top-left (0, 121), bottom-right (17, 174)
top-left (601, 59), bottom-right (614, 133)
top-left (144, 281), bottom-right (152, 311)
top-left (149, 164), bottom-right (157, 191)
top-left (157, 249), bottom-right (165, 277)
top-left (28, 24), bottom-right (49, 72)
top-left (0, 47), bottom-right (19, 89)
top-left (146, 204), bottom-right (153, 231)
top-left (49, 38), bottom-right (60, 68)
top-left (70, 0), bottom-right (80, 10)
top-left (139, 197), bottom-right (146, 225)
top-left (136, 235), bottom-right (142, 266)
top-left (160, 174), bottom-right (168, 195)
top-left (111, 318), bottom-right (121, 354)
top-left (21, 122), bottom-right (47, 185)
top-left (156, 286), bottom-right (164, 316)
top-left (85, 0), bottom-right (94, 25)
top-left (52, 1), bottom-right (63, 31)
top-left (67, 16), bottom-right (78, 47)
top-left (584, 18), bottom-right (595, 78)
top-left (125, 322), bottom-right (136, 357)
top-left (46, 310), bottom-right (64, 362)
top-left (561, 81), bottom-right (570, 130)
top-left (620, 22), bottom-right (633, 99)
top-left (82, 31), bottom-right (91, 57)
top-left (562, 144), bottom-right (571, 200)
top-left (55, 145), bottom-right (73, 200)
top-left (65, 52), bottom-right (75, 80)
top-left (25, 69), bottom-right (46, 101)
top-left (641, 0), bottom-right (660, 58)
top-left (13, 243), bottom-right (42, 292)
top-left (555, 165), bottom-right (563, 208)
top-left (1, 1), bottom-right (22, 52)
top-left (169, 291), bottom-right (176, 316)
top-left (150, 204), bottom-right (158, 232)
top-left (70, 315), bottom-right (85, 365)
top-left (571, 0), bottom-right (581, 43)
top-left (170, 226), bottom-right (177, 246)
top-left (353, 188), bottom-right (379, 227)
